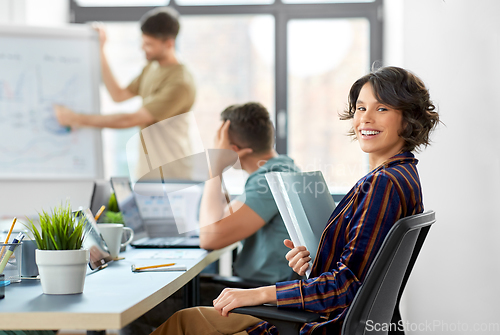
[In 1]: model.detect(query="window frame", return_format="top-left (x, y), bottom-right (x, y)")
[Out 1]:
top-left (70, 0), bottom-right (383, 155)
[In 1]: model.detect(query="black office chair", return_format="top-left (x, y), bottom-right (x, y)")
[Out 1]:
top-left (201, 268), bottom-right (303, 290)
top-left (200, 274), bottom-right (274, 288)
top-left (233, 211), bottom-right (436, 335)
top-left (201, 245), bottom-right (305, 289)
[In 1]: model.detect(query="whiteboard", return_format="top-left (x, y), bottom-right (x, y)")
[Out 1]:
top-left (0, 24), bottom-right (103, 180)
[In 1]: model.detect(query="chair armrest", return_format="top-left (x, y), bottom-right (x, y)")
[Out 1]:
top-left (201, 274), bottom-right (270, 289)
top-left (232, 305), bottom-right (322, 323)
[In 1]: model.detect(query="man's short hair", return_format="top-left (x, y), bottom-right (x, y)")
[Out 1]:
top-left (140, 7), bottom-right (180, 40)
top-left (221, 102), bottom-right (275, 154)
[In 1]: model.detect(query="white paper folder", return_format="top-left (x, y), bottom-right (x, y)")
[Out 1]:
top-left (265, 171), bottom-right (336, 278)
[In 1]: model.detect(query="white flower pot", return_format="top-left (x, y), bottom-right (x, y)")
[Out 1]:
top-left (36, 249), bottom-right (89, 295)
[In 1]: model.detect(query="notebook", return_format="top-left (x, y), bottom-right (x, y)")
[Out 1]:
top-left (110, 177), bottom-right (203, 248)
top-left (265, 171), bottom-right (336, 277)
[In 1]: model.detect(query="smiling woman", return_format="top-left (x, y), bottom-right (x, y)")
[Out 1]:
top-left (149, 66), bottom-right (441, 335)
top-left (352, 83), bottom-right (406, 169)
top-left (341, 66), bottom-right (439, 160)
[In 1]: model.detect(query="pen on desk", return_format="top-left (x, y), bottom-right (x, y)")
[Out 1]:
top-left (0, 232), bottom-right (25, 274)
top-left (94, 205), bottom-right (106, 222)
top-left (0, 217), bottom-right (17, 260)
top-left (131, 263), bottom-right (176, 272)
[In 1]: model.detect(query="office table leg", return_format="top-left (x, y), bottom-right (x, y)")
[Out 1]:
top-left (183, 274), bottom-right (200, 308)
top-left (194, 274), bottom-right (200, 306)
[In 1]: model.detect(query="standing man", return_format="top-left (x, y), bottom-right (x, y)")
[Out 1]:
top-left (55, 7), bottom-right (196, 180)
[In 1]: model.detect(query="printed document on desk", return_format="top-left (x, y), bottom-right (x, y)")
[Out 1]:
top-left (130, 249), bottom-right (207, 260)
top-left (265, 171), bottom-right (336, 277)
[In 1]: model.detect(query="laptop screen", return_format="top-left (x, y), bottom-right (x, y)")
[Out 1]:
top-left (110, 177), bottom-right (146, 234)
top-left (111, 177), bottom-right (204, 237)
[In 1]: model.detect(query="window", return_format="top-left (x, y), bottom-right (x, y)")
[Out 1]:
top-left (177, 0), bottom-right (274, 5)
top-left (75, 0), bottom-right (169, 6)
top-left (287, 18), bottom-right (370, 193)
top-left (282, 0), bottom-right (374, 3)
top-left (70, 0), bottom-right (382, 193)
top-left (98, 22), bottom-right (144, 177)
top-left (94, 17), bottom-right (274, 193)
top-left (179, 15), bottom-right (275, 151)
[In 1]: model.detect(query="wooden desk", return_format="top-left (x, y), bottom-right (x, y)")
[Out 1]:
top-left (0, 245), bottom-right (235, 331)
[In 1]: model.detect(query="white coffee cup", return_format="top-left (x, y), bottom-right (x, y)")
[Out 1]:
top-left (97, 224), bottom-right (134, 259)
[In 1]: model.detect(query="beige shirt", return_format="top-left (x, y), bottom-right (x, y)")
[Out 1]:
top-left (127, 62), bottom-right (196, 182)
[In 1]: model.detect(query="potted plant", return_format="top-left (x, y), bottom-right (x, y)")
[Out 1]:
top-left (99, 193), bottom-right (127, 253)
top-left (103, 211), bottom-right (124, 224)
top-left (99, 193), bottom-right (124, 224)
top-left (25, 203), bottom-right (89, 295)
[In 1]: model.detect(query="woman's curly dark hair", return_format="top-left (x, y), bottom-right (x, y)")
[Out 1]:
top-left (340, 66), bottom-right (440, 152)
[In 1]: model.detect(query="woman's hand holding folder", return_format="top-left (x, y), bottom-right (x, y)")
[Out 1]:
top-left (284, 239), bottom-right (311, 277)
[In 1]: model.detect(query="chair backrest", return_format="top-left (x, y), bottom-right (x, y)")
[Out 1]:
top-left (341, 211), bottom-right (436, 335)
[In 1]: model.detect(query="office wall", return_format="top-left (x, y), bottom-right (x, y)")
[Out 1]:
top-left (25, 0), bottom-right (69, 25)
top-left (0, 0), bottom-right (68, 25)
top-left (0, 0), bottom-right (25, 23)
top-left (386, 1), bottom-right (500, 334)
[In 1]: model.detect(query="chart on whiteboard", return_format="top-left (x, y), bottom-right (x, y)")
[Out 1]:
top-left (0, 36), bottom-right (99, 179)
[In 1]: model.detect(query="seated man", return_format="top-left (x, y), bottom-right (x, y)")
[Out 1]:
top-left (120, 102), bottom-right (300, 334)
top-left (198, 102), bottom-right (300, 283)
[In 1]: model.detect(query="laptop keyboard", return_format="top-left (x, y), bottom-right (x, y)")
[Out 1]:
top-left (133, 237), bottom-right (184, 247)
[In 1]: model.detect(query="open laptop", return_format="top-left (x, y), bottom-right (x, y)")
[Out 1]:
top-left (110, 177), bottom-right (202, 248)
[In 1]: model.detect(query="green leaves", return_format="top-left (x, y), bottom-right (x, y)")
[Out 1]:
top-left (107, 193), bottom-right (120, 213)
top-left (24, 203), bottom-right (86, 251)
top-left (103, 211), bottom-right (124, 224)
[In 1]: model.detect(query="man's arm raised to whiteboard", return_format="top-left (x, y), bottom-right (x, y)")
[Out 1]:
top-left (54, 105), bottom-right (156, 129)
top-left (94, 24), bottom-right (136, 103)
top-left (54, 26), bottom-right (151, 129)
